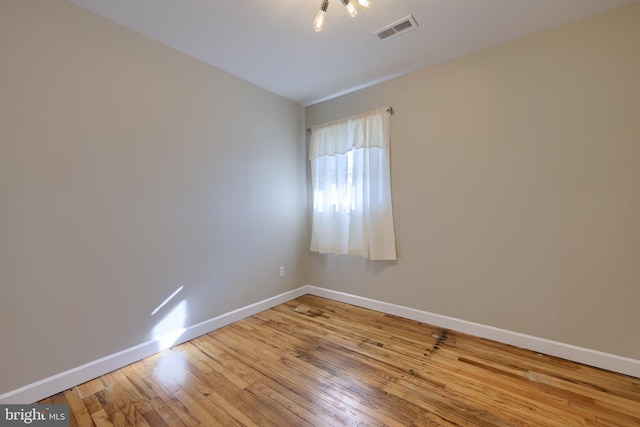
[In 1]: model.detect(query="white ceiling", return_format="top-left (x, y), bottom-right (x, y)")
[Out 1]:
top-left (67, 0), bottom-right (636, 106)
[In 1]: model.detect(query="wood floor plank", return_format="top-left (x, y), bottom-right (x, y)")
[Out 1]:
top-left (145, 344), bottom-right (295, 426)
top-left (94, 374), bottom-right (148, 427)
top-left (64, 388), bottom-right (95, 427)
top-left (206, 328), bottom-right (357, 425)
top-left (192, 336), bottom-right (344, 426)
top-left (39, 295), bottom-right (640, 426)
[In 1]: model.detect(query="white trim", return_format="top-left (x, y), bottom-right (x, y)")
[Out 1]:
top-left (306, 286), bottom-right (640, 379)
top-left (0, 286), bottom-right (309, 404)
top-left (3, 284), bottom-right (638, 404)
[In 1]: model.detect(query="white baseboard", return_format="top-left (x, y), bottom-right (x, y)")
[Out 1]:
top-left (306, 286), bottom-right (640, 379)
top-left (3, 284), bottom-right (637, 404)
top-left (0, 286), bottom-right (309, 404)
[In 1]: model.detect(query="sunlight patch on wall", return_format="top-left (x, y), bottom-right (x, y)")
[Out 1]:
top-left (151, 285), bottom-right (184, 316)
top-left (151, 285), bottom-right (188, 351)
top-left (151, 299), bottom-right (187, 350)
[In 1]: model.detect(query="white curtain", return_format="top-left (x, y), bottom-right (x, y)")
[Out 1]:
top-left (309, 107), bottom-right (397, 260)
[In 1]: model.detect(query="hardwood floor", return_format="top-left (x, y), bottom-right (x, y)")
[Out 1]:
top-left (40, 295), bottom-right (640, 426)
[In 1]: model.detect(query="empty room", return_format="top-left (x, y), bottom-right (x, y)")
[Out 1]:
top-left (1, 0), bottom-right (639, 425)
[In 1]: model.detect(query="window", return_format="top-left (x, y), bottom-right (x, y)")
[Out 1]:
top-left (309, 107), bottom-right (397, 260)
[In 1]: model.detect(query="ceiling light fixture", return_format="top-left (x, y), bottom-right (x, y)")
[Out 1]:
top-left (313, 0), bottom-right (372, 32)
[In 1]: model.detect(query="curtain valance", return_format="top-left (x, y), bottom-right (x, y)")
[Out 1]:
top-left (309, 107), bottom-right (389, 159)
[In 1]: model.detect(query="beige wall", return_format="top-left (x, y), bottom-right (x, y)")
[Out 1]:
top-left (0, 0), bottom-right (307, 394)
top-left (306, 4), bottom-right (640, 360)
top-left (2, 0), bottom-right (638, 398)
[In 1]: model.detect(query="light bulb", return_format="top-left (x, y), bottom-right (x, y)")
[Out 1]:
top-left (355, 0), bottom-right (371, 9)
top-left (314, 0), bottom-right (329, 32)
top-left (341, 0), bottom-right (358, 18)
top-left (313, 10), bottom-right (326, 32)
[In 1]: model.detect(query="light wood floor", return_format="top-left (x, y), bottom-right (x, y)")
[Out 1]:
top-left (40, 295), bottom-right (640, 426)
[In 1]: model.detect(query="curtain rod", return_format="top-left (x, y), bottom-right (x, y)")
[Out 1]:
top-left (306, 107), bottom-right (393, 133)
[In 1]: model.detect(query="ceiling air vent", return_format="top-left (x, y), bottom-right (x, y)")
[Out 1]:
top-left (374, 15), bottom-right (418, 41)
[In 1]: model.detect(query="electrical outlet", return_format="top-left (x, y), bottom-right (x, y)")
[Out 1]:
top-left (279, 266), bottom-right (285, 277)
